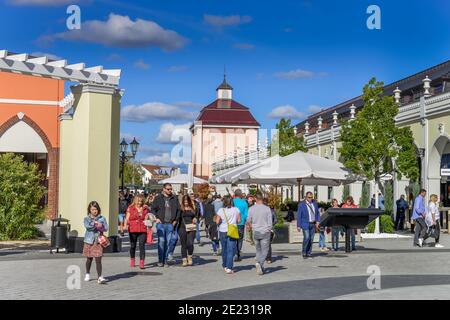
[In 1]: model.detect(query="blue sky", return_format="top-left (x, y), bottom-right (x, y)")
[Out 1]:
top-left (1, 0), bottom-right (449, 168)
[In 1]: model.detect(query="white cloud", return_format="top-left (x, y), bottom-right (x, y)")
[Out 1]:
top-left (134, 59), bottom-right (150, 70)
top-left (274, 69), bottom-right (315, 80)
top-left (167, 65), bottom-right (188, 72)
top-left (233, 43), bottom-right (255, 50)
top-left (8, 0), bottom-right (79, 5)
top-left (269, 105), bottom-right (305, 119)
top-left (140, 153), bottom-right (174, 166)
top-left (38, 13), bottom-right (188, 51)
top-left (173, 101), bottom-right (203, 108)
top-left (156, 122), bottom-right (192, 145)
top-left (308, 105), bottom-right (323, 114)
top-left (121, 102), bottom-right (197, 122)
top-left (204, 14), bottom-right (252, 27)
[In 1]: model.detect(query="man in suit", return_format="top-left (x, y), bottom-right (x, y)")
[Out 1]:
top-left (297, 191), bottom-right (320, 259)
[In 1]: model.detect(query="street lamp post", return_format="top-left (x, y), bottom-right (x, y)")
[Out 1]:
top-left (120, 137), bottom-right (140, 191)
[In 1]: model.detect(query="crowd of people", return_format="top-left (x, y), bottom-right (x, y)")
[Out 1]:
top-left (81, 185), bottom-right (443, 284)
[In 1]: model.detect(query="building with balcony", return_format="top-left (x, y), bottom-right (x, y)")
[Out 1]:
top-left (295, 60), bottom-right (450, 206)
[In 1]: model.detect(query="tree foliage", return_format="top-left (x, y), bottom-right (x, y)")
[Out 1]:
top-left (120, 160), bottom-right (144, 187)
top-left (338, 78), bottom-right (419, 187)
top-left (360, 182), bottom-right (371, 208)
top-left (272, 118), bottom-right (308, 156)
top-left (0, 153), bottom-right (46, 240)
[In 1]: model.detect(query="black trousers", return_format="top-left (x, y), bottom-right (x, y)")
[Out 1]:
top-left (86, 257), bottom-right (102, 277)
top-left (179, 227), bottom-right (196, 258)
top-left (129, 232), bottom-right (146, 260)
top-left (395, 213), bottom-right (405, 230)
top-left (236, 225), bottom-right (245, 257)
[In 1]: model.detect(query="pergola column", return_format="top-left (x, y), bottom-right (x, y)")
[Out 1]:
top-left (58, 84), bottom-right (121, 236)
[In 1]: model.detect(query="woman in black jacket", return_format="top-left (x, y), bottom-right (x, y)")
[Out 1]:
top-left (178, 195), bottom-right (199, 267)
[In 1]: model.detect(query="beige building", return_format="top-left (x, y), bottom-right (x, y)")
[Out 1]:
top-left (295, 60), bottom-right (450, 208)
top-left (191, 76), bottom-right (260, 180)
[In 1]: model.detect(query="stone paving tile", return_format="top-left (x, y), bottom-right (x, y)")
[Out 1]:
top-left (0, 234), bottom-right (449, 299)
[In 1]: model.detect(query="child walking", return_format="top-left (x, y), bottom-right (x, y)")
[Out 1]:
top-left (83, 201), bottom-right (108, 284)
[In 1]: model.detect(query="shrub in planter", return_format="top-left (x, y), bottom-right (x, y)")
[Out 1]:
top-left (367, 214), bottom-right (395, 233)
top-left (0, 153), bottom-right (46, 240)
top-left (317, 201), bottom-right (332, 211)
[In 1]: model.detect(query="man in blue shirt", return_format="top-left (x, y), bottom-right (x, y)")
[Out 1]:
top-left (232, 189), bottom-right (248, 261)
top-left (412, 189), bottom-right (427, 247)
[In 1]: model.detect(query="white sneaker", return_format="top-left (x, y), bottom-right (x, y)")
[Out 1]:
top-left (225, 268), bottom-right (234, 274)
top-left (97, 276), bottom-right (106, 284)
top-left (435, 244), bottom-right (444, 248)
top-left (84, 274), bottom-right (90, 282)
top-left (418, 238), bottom-right (423, 247)
top-left (255, 262), bottom-right (264, 275)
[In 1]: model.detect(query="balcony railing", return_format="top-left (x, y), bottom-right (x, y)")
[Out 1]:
top-left (211, 146), bottom-right (270, 175)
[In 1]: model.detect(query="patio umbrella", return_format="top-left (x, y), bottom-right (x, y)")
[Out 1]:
top-left (238, 151), bottom-right (357, 186)
top-left (159, 173), bottom-right (208, 185)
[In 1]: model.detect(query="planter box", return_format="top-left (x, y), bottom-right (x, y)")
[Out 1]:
top-left (273, 224), bottom-right (289, 243)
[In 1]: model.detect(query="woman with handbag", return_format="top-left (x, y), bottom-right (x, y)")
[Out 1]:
top-left (125, 194), bottom-right (150, 269)
top-left (216, 196), bottom-right (241, 274)
top-left (178, 195), bottom-right (198, 267)
top-left (83, 201), bottom-right (108, 284)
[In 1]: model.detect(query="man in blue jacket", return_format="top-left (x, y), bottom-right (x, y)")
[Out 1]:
top-left (412, 189), bottom-right (427, 247)
top-left (297, 191), bottom-right (320, 259)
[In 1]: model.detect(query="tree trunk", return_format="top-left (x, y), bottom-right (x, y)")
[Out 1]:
top-left (374, 179), bottom-right (380, 234)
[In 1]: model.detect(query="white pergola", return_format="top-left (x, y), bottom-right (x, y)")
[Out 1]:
top-left (0, 50), bottom-right (121, 87)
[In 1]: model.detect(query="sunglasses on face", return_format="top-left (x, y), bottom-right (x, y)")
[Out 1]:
top-left (165, 188), bottom-right (172, 191)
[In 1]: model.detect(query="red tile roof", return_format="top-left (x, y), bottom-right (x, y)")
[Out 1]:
top-left (195, 99), bottom-right (260, 127)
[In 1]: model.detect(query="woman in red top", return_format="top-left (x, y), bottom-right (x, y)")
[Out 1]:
top-left (341, 196), bottom-right (358, 250)
top-left (125, 194), bottom-right (149, 269)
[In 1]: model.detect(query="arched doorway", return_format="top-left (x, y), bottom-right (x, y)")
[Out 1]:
top-left (0, 114), bottom-right (57, 216)
top-left (429, 135), bottom-right (450, 205)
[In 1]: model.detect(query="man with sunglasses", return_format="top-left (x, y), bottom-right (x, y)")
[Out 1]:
top-left (151, 183), bottom-right (181, 267)
top-left (297, 192), bottom-right (320, 259)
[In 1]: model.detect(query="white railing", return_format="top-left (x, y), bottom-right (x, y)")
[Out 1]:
top-left (212, 146), bottom-right (270, 174)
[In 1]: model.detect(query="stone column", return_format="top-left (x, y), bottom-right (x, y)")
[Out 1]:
top-left (58, 84), bottom-right (121, 236)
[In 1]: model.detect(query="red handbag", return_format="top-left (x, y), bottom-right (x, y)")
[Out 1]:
top-left (98, 233), bottom-right (110, 248)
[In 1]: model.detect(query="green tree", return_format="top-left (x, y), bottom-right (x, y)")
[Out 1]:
top-left (384, 181), bottom-right (394, 217)
top-left (342, 185), bottom-right (350, 203)
top-left (338, 78), bottom-right (419, 232)
top-left (120, 161), bottom-right (144, 187)
top-left (272, 118), bottom-right (308, 156)
top-left (0, 153), bottom-right (46, 240)
top-left (360, 182), bottom-right (371, 208)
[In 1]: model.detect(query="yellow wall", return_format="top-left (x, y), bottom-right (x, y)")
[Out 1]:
top-left (59, 84), bottom-right (120, 237)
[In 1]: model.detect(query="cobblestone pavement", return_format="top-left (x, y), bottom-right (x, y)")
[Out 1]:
top-left (1, 232), bottom-right (449, 300)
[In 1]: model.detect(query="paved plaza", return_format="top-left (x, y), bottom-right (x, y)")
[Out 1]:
top-left (1, 231), bottom-right (450, 300)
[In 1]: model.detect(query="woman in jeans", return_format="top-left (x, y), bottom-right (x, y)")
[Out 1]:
top-left (178, 195), bottom-right (198, 266)
top-left (330, 199), bottom-right (343, 251)
top-left (216, 196), bottom-right (241, 274)
top-left (83, 201), bottom-right (108, 284)
top-left (125, 194), bottom-right (149, 269)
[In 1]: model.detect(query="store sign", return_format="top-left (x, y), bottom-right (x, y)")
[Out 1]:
top-left (441, 169), bottom-right (450, 176)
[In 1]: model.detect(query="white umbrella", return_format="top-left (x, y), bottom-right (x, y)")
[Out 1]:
top-left (159, 173), bottom-right (208, 185)
top-left (239, 151), bottom-right (357, 185)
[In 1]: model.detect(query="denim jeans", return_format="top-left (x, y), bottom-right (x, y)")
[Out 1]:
top-left (167, 225), bottom-right (179, 256)
top-left (219, 231), bottom-right (236, 270)
top-left (302, 223), bottom-right (316, 256)
top-left (331, 228), bottom-right (341, 250)
top-left (212, 239), bottom-right (220, 253)
top-left (350, 229), bottom-right (356, 250)
top-left (156, 223), bottom-right (174, 264)
top-left (319, 228), bottom-right (326, 248)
